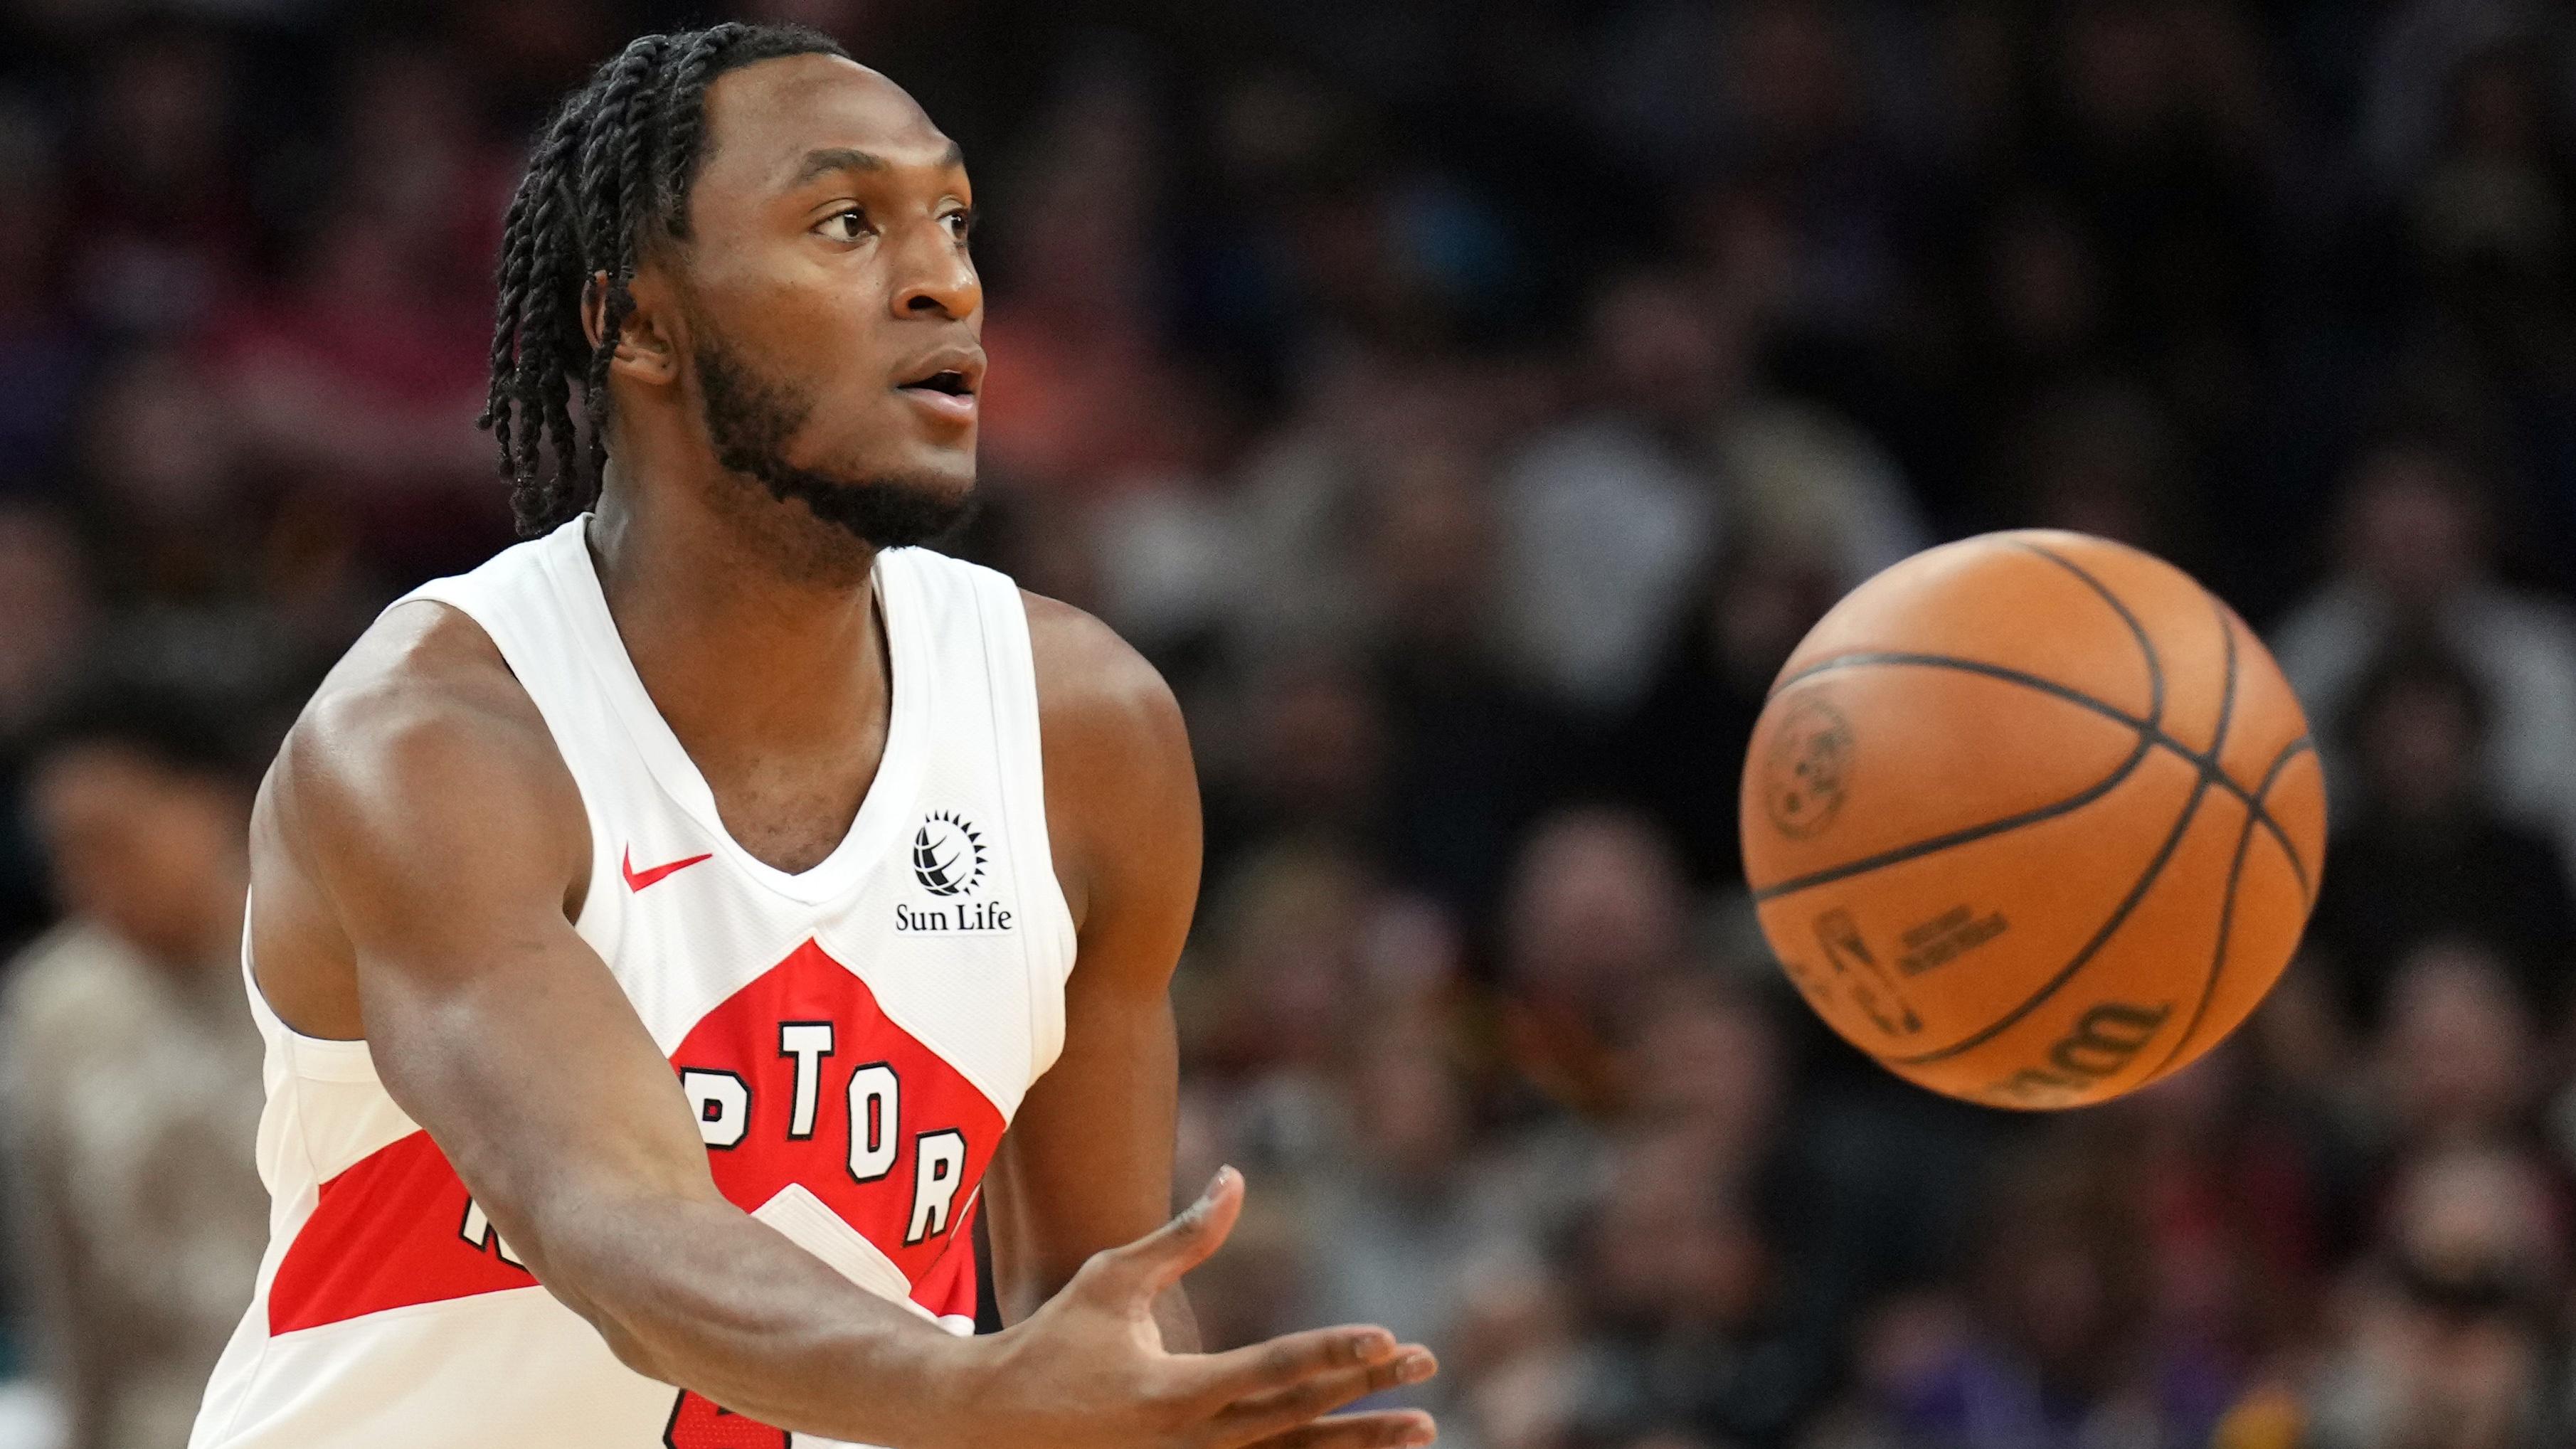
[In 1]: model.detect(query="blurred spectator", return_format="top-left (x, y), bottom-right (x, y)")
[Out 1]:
top-left (1556, 973), bottom-right (1828, 1445)
top-left (2273, 440), bottom-right (2576, 879)
top-left (1493, 269), bottom-right (1744, 716)
top-left (1567, 1128), bottom-right (1788, 1443)
top-left (1447, 1256), bottom-right (1592, 1449)
top-left (1495, 266), bottom-right (1923, 717)
top-left (1494, 808), bottom-right (1691, 1122)
top-left (1198, 654), bottom-right (1387, 893)
top-left (2304, 1143), bottom-right (2570, 1449)
top-left (71, 350), bottom-right (349, 711)
top-left (1216, 349), bottom-right (1512, 664)
top-left (2302, 644), bottom-right (2576, 1026)
top-left (2124, 1048), bottom-right (2338, 1389)
top-left (1957, 196), bottom-right (2114, 441)
top-left (1862, 1124), bottom-right (2230, 1449)
top-left (1613, 533), bottom-right (1841, 889)
top-left (63, 24), bottom-right (252, 340)
top-left (0, 506), bottom-right (95, 951)
top-left (2008, 380), bottom-right (2196, 561)
top-left (2368, 941), bottom-right (2545, 1156)
top-left (201, 43), bottom-right (508, 581)
top-left (0, 679), bottom-right (267, 1449)
top-left (2405, 37), bottom-right (2576, 354)
top-left (975, 55), bottom-right (1204, 497)
top-left (1360, 439), bottom-right (1574, 913)
top-left (0, 113), bottom-right (86, 500)
top-left (1298, 1014), bottom-right (1499, 1398)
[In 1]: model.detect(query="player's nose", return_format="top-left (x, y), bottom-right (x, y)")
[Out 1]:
top-left (891, 224), bottom-right (980, 322)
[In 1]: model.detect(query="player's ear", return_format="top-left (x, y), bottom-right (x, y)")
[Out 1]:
top-left (583, 267), bottom-right (681, 386)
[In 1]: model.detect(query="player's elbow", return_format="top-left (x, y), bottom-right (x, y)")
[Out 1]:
top-left (536, 1258), bottom-right (687, 1385)
top-left (520, 1189), bottom-right (747, 1389)
top-left (590, 1313), bottom-right (680, 1384)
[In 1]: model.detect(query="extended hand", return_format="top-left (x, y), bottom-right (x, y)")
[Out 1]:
top-left (951, 1167), bottom-right (1438, 1448)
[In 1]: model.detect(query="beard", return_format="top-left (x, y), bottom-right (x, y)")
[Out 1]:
top-left (694, 334), bottom-right (978, 551)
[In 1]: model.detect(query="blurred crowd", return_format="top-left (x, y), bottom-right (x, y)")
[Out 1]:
top-left (4, 0), bottom-right (2576, 1446)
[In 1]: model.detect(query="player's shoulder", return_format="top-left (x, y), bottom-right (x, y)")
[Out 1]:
top-left (269, 600), bottom-right (581, 858)
top-left (1018, 590), bottom-right (1188, 758)
top-left (1017, 591), bottom-right (1197, 917)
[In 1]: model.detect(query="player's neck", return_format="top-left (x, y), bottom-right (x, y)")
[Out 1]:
top-left (585, 459), bottom-right (891, 765)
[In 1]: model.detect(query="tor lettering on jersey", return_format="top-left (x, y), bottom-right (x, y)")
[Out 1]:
top-left (671, 939), bottom-right (1004, 1274)
top-left (266, 939), bottom-right (999, 1339)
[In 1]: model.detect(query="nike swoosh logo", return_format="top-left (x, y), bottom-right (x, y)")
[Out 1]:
top-left (622, 847), bottom-right (714, 892)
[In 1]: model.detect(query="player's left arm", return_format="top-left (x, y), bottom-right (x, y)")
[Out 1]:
top-left (985, 594), bottom-right (1206, 1347)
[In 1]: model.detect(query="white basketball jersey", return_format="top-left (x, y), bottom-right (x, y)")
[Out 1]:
top-left (190, 517), bottom-right (1077, 1449)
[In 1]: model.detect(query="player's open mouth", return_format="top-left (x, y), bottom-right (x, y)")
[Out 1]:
top-left (894, 364), bottom-right (980, 423)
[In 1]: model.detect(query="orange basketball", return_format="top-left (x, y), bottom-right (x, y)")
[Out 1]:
top-left (1737, 531), bottom-right (2326, 1109)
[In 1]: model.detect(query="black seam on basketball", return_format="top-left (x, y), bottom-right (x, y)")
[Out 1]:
top-left (1891, 762), bottom-right (2222, 1068)
top-left (1755, 654), bottom-right (2307, 901)
top-left (1773, 652), bottom-right (2141, 725)
top-left (2153, 805), bottom-right (2260, 1083)
top-left (2250, 736), bottom-right (2318, 905)
top-left (2011, 539), bottom-right (2167, 723)
top-left (1750, 725), bottom-right (2158, 902)
top-left (2143, 602), bottom-right (2246, 1079)
top-left (2015, 542), bottom-right (2323, 898)
top-left (1756, 538), bottom-right (2187, 908)
top-left (2204, 598), bottom-right (2242, 782)
top-left (1888, 592), bottom-right (2225, 1068)
top-left (1896, 594), bottom-right (2236, 1071)
top-left (2148, 732), bottom-right (2313, 1080)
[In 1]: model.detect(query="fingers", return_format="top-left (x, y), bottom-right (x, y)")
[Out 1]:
top-left (1191, 1324), bottom-right (1401, 1403)
top-left (1235, 1410), bottom-right (1438, 1449)
top-left (1090, 1165), bottom-right (1245, 1300)
top-left (1211, 1345), bottom-right (1438, 1445)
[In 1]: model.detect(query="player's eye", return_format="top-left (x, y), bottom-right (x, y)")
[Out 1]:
top-left (817, 208), bottom-right (871, 243)
top-left (941, 208), bottom-right (974, 243)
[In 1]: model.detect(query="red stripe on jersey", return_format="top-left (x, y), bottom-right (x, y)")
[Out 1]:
top-left (908, 1190), bottom-right (982, 1323)
top-left (267, 1130), bottom-right (534, 1334)
top-left (268, 938), bottom-right (1005, 1336)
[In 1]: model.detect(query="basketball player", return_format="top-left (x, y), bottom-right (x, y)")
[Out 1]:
top-left (189, 23), bottom-right (1437, 1449)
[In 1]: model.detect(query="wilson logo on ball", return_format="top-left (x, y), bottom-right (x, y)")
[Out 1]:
top-left (1986, 1001), bottom-right (2174, 1106)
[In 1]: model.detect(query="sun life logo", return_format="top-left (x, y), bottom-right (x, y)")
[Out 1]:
top-left (911, 811), bottom-right (986, 897)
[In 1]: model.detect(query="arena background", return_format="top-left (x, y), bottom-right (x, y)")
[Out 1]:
top-left (4, 1), bottom-right (2576, 1445)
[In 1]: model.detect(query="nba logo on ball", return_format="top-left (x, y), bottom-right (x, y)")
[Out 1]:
top-left (1739, 531), bottom-right (2326, 1110)
top-left (1762, 694), bottom-right (1853, 839)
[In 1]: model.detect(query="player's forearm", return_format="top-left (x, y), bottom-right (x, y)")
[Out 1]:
top-left (524, 1188), bottom-right (985, 1444)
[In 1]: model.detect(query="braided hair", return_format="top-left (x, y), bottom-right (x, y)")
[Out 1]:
top-left (479, 23), bottom-right (848, 536)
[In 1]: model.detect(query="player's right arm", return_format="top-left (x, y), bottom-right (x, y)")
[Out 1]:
top-left (254, 603), bottom-right (1426, 1449)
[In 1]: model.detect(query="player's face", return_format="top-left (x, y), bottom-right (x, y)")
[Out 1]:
top-left (672, 55), bottom-right (981, 539)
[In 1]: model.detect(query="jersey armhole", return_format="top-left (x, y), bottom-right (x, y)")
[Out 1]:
top-left (240, 894), bottom-right (383, 1084)
top-left (979, 574), bottom-right (1078, 1081)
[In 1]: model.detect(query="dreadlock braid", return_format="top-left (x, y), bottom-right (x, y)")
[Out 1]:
top-left (477, 22), bottom-right (849, 536)
top-left (477, 110), bottom-right (578, 497)
top-left (574, 33), bottom-right (674, 471)
top-left (652, 28), bottom-right (742, 238)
